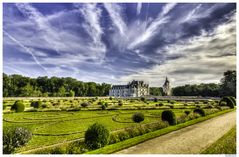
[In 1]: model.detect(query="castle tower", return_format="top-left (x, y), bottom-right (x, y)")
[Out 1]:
top-left (163, 77), bottom-right (171, 96)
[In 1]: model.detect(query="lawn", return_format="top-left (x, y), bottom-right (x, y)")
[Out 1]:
top-left (3, 97), bottom-right (230, 154)
top-left (201, 126), bottom-right (236, 154)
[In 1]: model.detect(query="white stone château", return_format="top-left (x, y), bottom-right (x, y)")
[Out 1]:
top-left (163, 77), bottom-right (171, 96)
top-left (109, 80), bottom-right (149, 97)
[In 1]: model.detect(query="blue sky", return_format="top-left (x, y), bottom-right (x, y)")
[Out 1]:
top-left (3, 3), bottom-right (236, 86)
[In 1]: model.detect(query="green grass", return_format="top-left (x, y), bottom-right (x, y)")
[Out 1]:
top-left (3, 97), bottom-right (223, 154)
top-left (86, 109), bottom-right (234, 154)
top-left (201, 126), bottom-right (236, 154)
top-left (3, 108), bottom-right (188, 152)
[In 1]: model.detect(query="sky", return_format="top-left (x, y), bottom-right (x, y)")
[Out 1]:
top-left (3, 3), bottom-right (236, 87)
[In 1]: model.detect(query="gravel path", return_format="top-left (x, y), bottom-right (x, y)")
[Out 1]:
top-left (115, 111), bottom-right (236, 154)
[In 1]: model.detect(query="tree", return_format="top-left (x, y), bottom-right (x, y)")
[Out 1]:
top-left (69, 90), bottom-right (75, 97)
top-left (220, 70), bottom-right (236, 97)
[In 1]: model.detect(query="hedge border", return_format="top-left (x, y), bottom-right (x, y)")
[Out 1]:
top-left (86, 109), bottom-right (235, 154)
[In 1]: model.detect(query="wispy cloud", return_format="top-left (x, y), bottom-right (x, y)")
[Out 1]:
top-left (76, 3), bottom-right (106, 60)
top-left (128, 3), bottom-right (177, 50)
top-left (3, 30), bottom-right (49, 74)
top-left (136, 3), bottom-right (142, 15)
top-left (104, 3), bottom-right (127, 36)
top-left (3, 3), bottom-right (236, 85)
top-left (120, 12), bottom-right (236, 86)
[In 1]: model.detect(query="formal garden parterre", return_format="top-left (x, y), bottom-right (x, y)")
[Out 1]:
top-left (3, 96), bottom-right (236, 154)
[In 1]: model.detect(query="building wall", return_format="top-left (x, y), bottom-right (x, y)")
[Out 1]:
top-left (109, 86), bottom-right (149, 97)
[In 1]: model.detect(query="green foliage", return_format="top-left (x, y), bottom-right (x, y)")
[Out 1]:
top-left (31, 101), bottom-right (42, 108)
top-left (219, 97), bottom-right (235, 109)
top-left (3, 73), bottom-right (111, 97)
top-left (101, 104), bottom-right (107, 110)
top-left (153, 98), bottom-right (158, 102)
top-left (149, 87), bottom-right (163, 96)
top-left (132, 112), bottom-right (145, 123)
top-left (172, 83), bottom-right (220, 97)
top-left (193, 108), bottom-right (205, 116)
top-left (184, 110), bottom-right (190, 115)
top-left (118, 101), bottom-right (123, 106)
top-left (98, 101), bottom-right (103, 106)
top-left (3, 127), bottom-right (32, 154)
top-left (11, 101), bottom-right (25, 112)
top-left (69, 90), bottom-right (75, 97)
top-left (161, 110), bottom-right (176, 125)
top-left (84, 123), bottom-right (110, 150)
top-left (140, 97), bottom-right (146, 102)
top-left (81, 102), bottom-right (90, 108)
top-left (220, 70), bottom-right (236, 97)
top-left (109, 97), bottom-right (113, 100)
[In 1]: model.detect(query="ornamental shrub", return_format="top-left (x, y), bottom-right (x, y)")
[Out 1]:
top-left (228, 96), bottom-right (236, 106)
top-left (153, 98), bottom-right (158, 102)
top-left (81, 102), bottom-right (90, 108)
top-left (193, 108), bottom-right (205, 116)
top-left (84, 123), bottom-right (110, 150)
top-left (118, 101), bottom-right (123, 106)
top-left (3, 127), bottom-right (32, 154)
top-left (161, 110), bottom-right (176, 125)
top-left (104, 102), bottom-right (108, 107)
top-left (31, 101), bottom-right (42, 108)
top-left (219, 97), bottom-right (235, 109)
top-left (11, 101), bottom-right (25, 112)
top-left (184, 110), bottom-right (190, 115)
top-left (98, 101), bottom-right (103, 106)
top-left (101, 104), bottom-right (106, 110)
top-left (132, 112), bottom-right (145, 123)
top-left (140, 97), bottom-right (146, 102)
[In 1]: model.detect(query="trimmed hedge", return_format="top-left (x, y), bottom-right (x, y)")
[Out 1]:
top-left (11, 101), bottom-right (25, 112)
top-left (219, 97), bottom-right (235, 109)
top-left (161, 110), bottom-right (176, 125)
top-left (132, 112), bottom-right (145, 123)
top-left (85, 123), bottom-right (110, 150)
top-left (193, 108), bottom-right (205, 116)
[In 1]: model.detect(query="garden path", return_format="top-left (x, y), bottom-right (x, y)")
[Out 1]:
top-left (115, 111), bottom-right (236, 154)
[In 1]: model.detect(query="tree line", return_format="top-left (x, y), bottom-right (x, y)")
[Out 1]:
top-left (149, 70), bottom-right (236, 97)
top-left (3, 70), bottom-right (236, 97)
top-left (3, 73), bottom-right (111, 97)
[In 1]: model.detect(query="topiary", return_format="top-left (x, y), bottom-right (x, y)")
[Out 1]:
top-left (101, 104), bottom-right (106, 110)
top-left (153, 98), bottom-right (158, 102)
top-left (3, 127), bottom-right (32, 154)
top-left (161, 110), bottom-right (176, 125)
top-left (31, 101), bottom-right (42, 108)
top-left (193, 108), bottom-right (205, 116)
top-left (140, 97), bottom-right (146, 102)
top-left (81, 102), bottom-right (90, 108)
top-left (11, 101), bottom-right (25, 112)
top-left (219, 97), bottom-right (235, 109)
top-left (98, 101), bottom-right (103, 106)
top-left (132, 112), bottom-right (145, 123)
top-left (84, 123), bottom-right (110, 150)
top-left (228, 96), bottom-right (236, 106)
top-left (118, 101), bottom-right (123, 106)
top-left (104, 102), bottom-right (108, 107)
top-left (184, 110), bottom-right (190, 115)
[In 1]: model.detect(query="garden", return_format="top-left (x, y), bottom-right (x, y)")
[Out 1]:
top-left (3, 96), bottom-right (236, 154)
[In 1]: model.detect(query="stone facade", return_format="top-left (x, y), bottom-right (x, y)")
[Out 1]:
top-left (109, 80), bottom-right (149, 97)
top-left (163, 77), bottom-right (171, 96)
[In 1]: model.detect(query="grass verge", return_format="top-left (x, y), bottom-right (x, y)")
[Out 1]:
top-left (86, 109), bottom-right (235, 154)
top-left (201, 126), bottom-right (236, 154)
